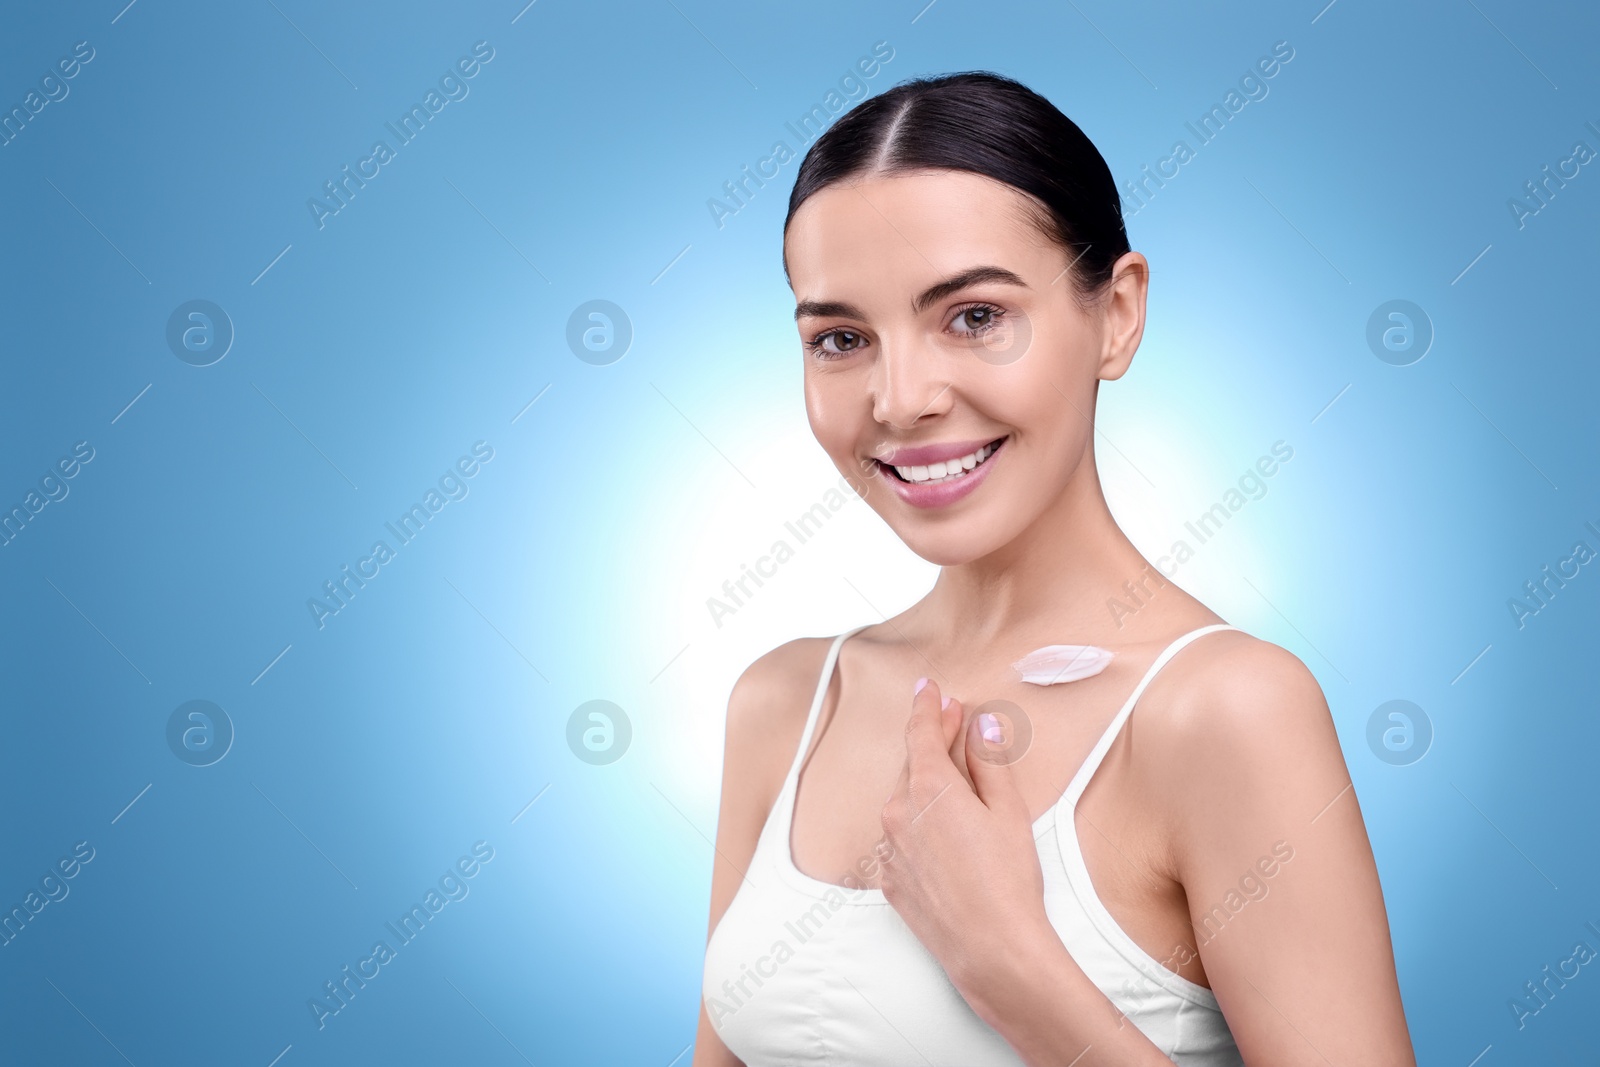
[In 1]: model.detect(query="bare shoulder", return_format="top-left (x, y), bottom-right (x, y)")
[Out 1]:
top-left (1128, 629), bottom-right (1414, 1062)
top-left (719, 636), bottom-right (837, 818)
top-left (1132, 628), bottom-right (1351, 856)
top-left (1141, 627), bottom-right (1338, 757)
top-left (725, 635), bottom-right (835, 742)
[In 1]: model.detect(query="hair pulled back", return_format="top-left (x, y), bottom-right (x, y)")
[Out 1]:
top-left (782, 71), bottom-right (1129, 307)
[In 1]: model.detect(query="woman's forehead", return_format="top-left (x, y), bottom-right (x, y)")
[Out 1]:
top-left (785, 171), bottom-right (1059, 305)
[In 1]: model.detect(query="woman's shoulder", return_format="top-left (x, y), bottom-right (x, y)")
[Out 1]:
top-left (1133, 624), bottom-right (1350, 844)
top-left (726, 634), bottom-right (839, 728)
top-left (718, 634), bottom-right (844, 811)
top-left (1142, 625), bottom-right (1333, 741)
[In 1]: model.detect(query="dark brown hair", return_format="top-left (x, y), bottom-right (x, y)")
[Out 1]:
top-left (782, 71), bottom-right (1130, 307)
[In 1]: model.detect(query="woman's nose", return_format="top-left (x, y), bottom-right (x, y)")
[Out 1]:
top-left (869, 339), bottom-right (953, 429)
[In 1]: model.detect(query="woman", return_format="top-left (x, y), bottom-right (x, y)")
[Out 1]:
top-left (695, 71), bottom-right (1415, 1066)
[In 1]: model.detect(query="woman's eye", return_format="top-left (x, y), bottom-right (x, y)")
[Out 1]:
top-left (808, 329), bottom-right (866, 359)
top-left (951, 304), bottom-right (1003, 335)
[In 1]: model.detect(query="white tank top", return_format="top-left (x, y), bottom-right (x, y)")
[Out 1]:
top-left (702, 622), bottom-right (1246, 1066)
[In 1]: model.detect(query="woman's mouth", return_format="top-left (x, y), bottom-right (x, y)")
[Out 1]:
top-left (874, 436), bottom-right (1008, 509)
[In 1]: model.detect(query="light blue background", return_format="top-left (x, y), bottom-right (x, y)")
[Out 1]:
top-left (1, 0), bottom-right (1596, 1063)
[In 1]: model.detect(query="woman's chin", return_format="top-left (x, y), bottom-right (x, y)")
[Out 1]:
top-left (894, 527), bottom-right (1013, 568)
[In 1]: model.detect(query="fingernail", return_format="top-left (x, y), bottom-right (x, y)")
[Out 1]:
top-left (979, 712), bottom-right (1005, 744)
top-left (913, 677), bottom-right (929, 696)
top-left (941, 695), bottom-right (952, 710)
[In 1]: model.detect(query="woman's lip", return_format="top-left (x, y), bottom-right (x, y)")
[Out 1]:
top-left (876, 435), bottom-right (1005, 467)
top-left (875, 437), bottom-right (1006, 510)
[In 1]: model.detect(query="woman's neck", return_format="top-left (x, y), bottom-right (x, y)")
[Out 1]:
top-left (912, 454), bottom-right (1178, 647)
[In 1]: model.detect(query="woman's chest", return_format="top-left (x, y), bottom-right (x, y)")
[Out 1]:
top-left (788, 669), bottom-right (1209, 989)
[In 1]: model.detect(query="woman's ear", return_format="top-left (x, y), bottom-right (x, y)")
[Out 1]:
top-left (1096, 251), bottom-right (1149, 382)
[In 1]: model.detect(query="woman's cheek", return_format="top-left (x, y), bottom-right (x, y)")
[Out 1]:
top-left (805, 383), bottom-right (862, 458)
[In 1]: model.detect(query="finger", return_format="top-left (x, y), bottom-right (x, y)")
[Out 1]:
top-left (887, 678), bottom-right (937, 804)
top-left (943, 698), bottom-right (974, 788)
top-left (884, 687), bottom-right (918, 808)
top-left (905, 677), bottom-right (961, 797)
top-left (965, 709), bottom-right (1029, 818)
top-left (940, 695), bottom-right (962, 754)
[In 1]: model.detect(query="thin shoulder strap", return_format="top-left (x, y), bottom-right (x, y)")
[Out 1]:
top-left (1062, 623), bottom-right (1240, 808)
top-left (785, 624), bottom-right (873, 786)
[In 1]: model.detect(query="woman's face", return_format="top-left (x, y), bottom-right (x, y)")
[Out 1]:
top-left (784, 168), bottom-right (1146, 566)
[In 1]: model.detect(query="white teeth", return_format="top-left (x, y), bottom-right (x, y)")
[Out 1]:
top-left (893, 440), bottom-right (1000, 484)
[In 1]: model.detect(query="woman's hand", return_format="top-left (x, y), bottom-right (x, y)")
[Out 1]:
top-left (877, 676), bottom-right (1053, 997)
top-left (877, 679), bottom-right (1180, 1067)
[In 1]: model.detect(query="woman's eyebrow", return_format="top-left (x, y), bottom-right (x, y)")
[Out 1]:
top-left (911, 265), bottom-right (1028, 314)
top-left (793, 265), bottom-right (1029, 322)
top-left (794, 298), bottom-right (866, 322)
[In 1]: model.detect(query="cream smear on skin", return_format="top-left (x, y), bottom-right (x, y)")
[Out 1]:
top-left (1011, 644), bottom-right (1115, 685)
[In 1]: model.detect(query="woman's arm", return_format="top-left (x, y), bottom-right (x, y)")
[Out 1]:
top-left (691, 638), bottom-right (829, 1067)
top-left (1146, 638), bottom-right (1417, 1065)
top-left (882, 638), bottom-right (1417, 1066)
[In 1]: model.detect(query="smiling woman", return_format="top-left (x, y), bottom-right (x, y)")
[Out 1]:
top-left (694, 72), bottom-right (1417, 1066)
